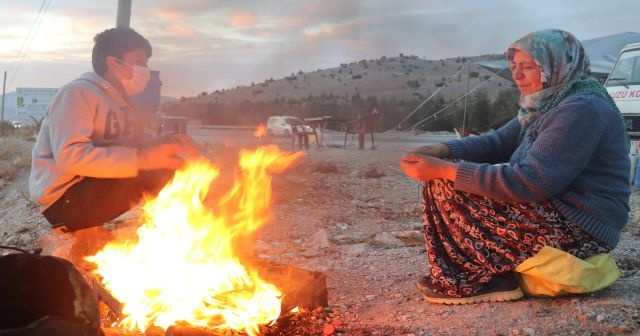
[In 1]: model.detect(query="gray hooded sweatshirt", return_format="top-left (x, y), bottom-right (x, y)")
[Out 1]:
top-left (29, 72), bottom-right (145, 211)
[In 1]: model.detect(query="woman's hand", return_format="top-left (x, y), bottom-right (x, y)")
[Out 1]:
top-left (408, 143), bottom-right (451, 158)
top-left (400, 153), bottom-right (458, 181)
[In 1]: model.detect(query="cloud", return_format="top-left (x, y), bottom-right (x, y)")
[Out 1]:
top-left (149, 6), bottom-right (186, 22)
top-left (229, 11), bottom-right (258, 27)
top-left (2, 0), bottom-right (639, 97)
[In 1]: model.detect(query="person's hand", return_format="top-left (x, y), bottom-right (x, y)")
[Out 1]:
top-left (400, 153), bottom-right (457, 181)
top-left (137, 142), bottom-right (188, 171)
top-left (166, 133), bottom-right (200, 160)
top-left (155, 133), bottom-right (200, 160)
top-left (409, 143), bottom-right (451, 158)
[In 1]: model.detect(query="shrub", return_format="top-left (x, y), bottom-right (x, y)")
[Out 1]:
top-left (405, 80), bottom-right (420, 88)
top-left (0, 138), bottom-right (32, 181)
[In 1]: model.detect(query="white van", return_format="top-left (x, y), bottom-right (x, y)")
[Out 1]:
top-left (605, 42), bottom-right (640, 136)
top-left (605, 42), bottom-right (640, 182)
top-left (266, 116), bottom-right (312, 136)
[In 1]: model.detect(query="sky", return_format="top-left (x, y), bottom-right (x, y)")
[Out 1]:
top-left (0, 0), bottom-right (639, 98)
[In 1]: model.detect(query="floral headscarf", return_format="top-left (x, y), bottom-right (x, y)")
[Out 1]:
top-left (505, 29), bottom-right (621, 131)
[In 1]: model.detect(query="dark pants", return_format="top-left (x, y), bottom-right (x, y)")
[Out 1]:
top-left (43, 170), bottom-right (174, 232)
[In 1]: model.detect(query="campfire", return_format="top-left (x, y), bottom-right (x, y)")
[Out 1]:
top-left (87, 145), bottom-right (309, 335)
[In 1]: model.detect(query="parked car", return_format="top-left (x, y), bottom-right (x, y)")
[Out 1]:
top-left (266, 116), bottom-right (312, 136)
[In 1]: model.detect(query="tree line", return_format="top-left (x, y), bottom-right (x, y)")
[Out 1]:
top-left (161, 88), bottom-right (521, 133)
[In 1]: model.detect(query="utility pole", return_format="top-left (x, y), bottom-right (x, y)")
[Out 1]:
top-left (1, 71), bottom-right (6, 136)
top-left (116, 0), bottom-right (132, 28)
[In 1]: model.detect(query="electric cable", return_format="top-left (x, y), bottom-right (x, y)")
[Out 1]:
top-left (8, 0), bottom-right (47, 70)
top-left (395, 66), bottom-right (466, 129)
top-left (8, 0), bottom-right (52, 88)
top-left (406, 65), bottom-right (510, 130)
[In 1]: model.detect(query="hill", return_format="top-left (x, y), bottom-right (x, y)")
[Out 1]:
top-left (162, 54), bottom-right (519, 132)
top-left (178, 54), bottom-right (514, 105)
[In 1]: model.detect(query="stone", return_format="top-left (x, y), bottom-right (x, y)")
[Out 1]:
top-left (340, 243), bottom-right (368, 257)
top-left (305, 229), bottom-right (332, 249)
top-left (3, 235), bottom-right (19, 246)
top-left (353, 165), bottom-right (386, 179)
top-left (371, 232), bottom-right (405, 247)
top-left (390, 230), bottom-right (423, 246)
top-left (315, 162), bottom-right (338, 174)
top-left (336, 222), bottom-right (349, 231)
top-left (331, 234), bottom-right (367, 245)
top-left (302, 247), bottom-right (324, 258)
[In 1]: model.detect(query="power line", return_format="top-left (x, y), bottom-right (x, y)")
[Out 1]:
top-left (407, 78), bottom-right (489, 130)
top-left (395, 66), bottom-right (465, 129)
top-left (8, 0), bottom-right (52, 89)
top-left (406, 65), bottom-right (510, 130)
top-left (8, 0), bottom-right (47, 70)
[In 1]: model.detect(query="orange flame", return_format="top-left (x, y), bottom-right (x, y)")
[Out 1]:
top-left (254, 123), bottom-right (266, 138)
top-left (87, 145), bottom-right (303, 335)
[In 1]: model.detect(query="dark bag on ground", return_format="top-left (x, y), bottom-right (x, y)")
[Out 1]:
top-left (0, 253), bottom-right (102, 336)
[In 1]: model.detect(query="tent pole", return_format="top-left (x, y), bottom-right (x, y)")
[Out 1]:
top-left (462, 62), bottom-right (470, 137)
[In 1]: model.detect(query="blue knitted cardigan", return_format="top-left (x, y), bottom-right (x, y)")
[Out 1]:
top-left (445, 93), bottom-right (630, 248)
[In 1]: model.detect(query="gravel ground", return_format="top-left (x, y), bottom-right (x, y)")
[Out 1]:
top-left (1, 134), bottom-right (639, 335)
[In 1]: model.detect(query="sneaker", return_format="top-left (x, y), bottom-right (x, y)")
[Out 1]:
top-left (419, 272), bottom-right (524, 305)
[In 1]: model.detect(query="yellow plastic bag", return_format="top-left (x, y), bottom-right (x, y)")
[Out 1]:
top-left (514, 246), bottom-right (620, 297)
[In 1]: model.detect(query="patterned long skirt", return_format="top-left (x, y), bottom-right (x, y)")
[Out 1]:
top-left (422, 179), bottom-right (610, 297)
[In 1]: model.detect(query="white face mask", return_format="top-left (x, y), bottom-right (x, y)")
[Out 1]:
top-left (114, 58), bottom-right (151, 95)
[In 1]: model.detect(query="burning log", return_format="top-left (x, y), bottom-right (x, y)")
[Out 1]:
top-left (92, 257), bottom-right (328, 321)
top-left (164, 325), bottom-right (216, 336)
top-left (91, 256), bottom-right (328, 335)
top-left (92, 277), bottom-right (122, 317)
top-left (244, 257), bottom-right (328, 310)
